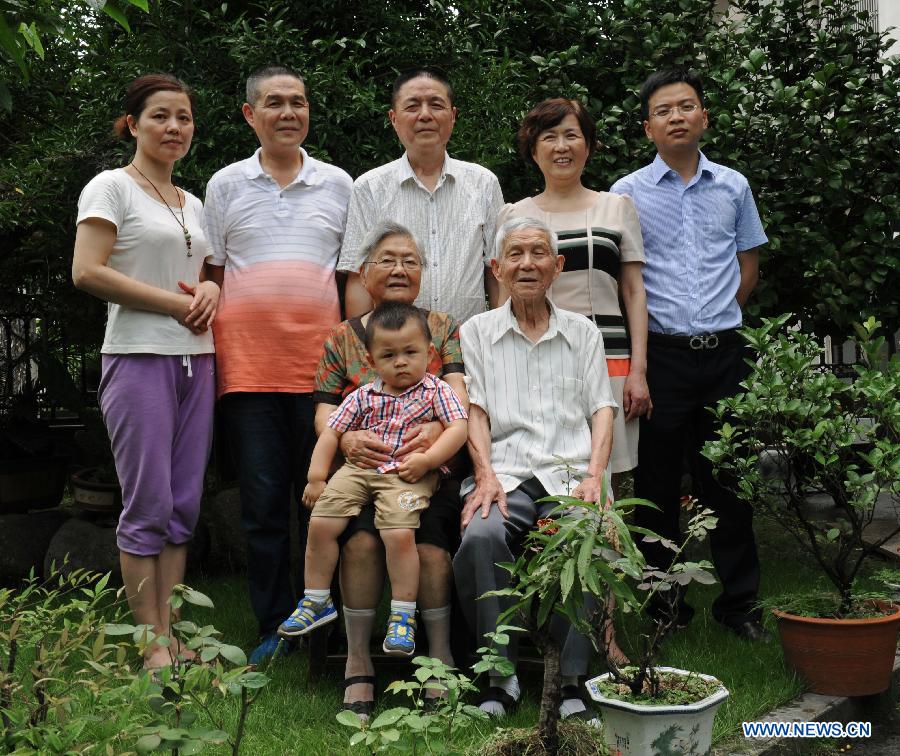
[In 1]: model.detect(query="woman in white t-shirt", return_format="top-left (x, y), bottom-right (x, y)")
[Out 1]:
top-left (72, 74), bottom-right (217, 672)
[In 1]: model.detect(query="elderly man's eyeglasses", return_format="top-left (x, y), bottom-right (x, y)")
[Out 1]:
top-left (650, 103), bottom-right (701, 119)
top-left (365, 258), bottom-right (422, 271)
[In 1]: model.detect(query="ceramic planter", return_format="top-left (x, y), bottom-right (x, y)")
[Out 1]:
top-left (70, 468), bottom-right (122, 513)
top-left (585, 667), bottom-right (729, 756)
top-left (773, 600), bottom-right (900, 696)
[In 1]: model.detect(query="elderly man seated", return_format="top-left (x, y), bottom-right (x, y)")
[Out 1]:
top-left (454, 216), bottom-right (618, 721)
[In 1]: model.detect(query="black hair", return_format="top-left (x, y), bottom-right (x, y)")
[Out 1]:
top-left (639, 68), bottom-right (705, 121)
top-left (246, 64), bottom-right (305, 103)
top-left (113, 74), bottom-right (195, 140)
top-left (364, 302), bottom-right (432, 352)
top-left (391, 66), bottom-right (453, 108)
top-left (516, 97), bottom-right (598, 167)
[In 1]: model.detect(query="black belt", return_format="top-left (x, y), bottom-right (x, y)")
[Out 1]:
top-left (648, 329), bottom-right (743, 350)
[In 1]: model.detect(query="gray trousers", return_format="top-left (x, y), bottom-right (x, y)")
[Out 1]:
top-left (453, 488), bottom-right (593, 677)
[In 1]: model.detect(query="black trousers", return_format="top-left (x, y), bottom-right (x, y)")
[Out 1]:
top-left (634, 340), bottom-right (761, 626)
top-left (221, 392), bottom-right (316, 636)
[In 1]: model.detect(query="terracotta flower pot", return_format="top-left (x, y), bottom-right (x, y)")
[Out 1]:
top-left (773, 600), bottom-right (900, 696)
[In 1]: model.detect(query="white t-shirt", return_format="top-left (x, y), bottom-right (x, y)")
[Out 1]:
top-left (77, 169), bottom-right (214, 355)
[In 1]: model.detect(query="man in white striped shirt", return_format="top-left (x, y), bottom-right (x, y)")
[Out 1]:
top-left (454, 217), bottom-right (618, 720)
top-left (338, 67), bottom-right (505, 323)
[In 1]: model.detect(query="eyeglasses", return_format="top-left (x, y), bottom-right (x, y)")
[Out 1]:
top-left (650, 103), bottom-right (701, 119)
top-left (365, 258), bottom-right (422, 271)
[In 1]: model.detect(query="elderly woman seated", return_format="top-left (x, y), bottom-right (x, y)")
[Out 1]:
top-left (311, 220), bottom-right (468, 719)
top-left (454, 216), bottom-right (618, 721)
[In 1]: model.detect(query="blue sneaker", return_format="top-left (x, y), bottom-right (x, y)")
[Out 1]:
top-left (382, 611), bottom-right (416, 657)
top-left (248, 632), bottom-right (295, 665)
top-left (277, 596), bottom-right (337, 638)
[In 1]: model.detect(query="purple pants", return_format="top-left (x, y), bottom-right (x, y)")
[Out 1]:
top-left (99, 354), bottom-right (215, 556)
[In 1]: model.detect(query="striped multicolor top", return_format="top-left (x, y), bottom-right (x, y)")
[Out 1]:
top-left (327, 373), bottom-right (467, 474)
top-left (203, 148), bottom-right (353, 396)
top-left (497, 194), bottom-right (644, 360)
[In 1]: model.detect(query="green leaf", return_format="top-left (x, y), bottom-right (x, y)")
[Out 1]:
top-left (370, 707), bottom-right (405, 728)
top-left (17, 22), bottom-right (44, 59)
top-left (337, 708), bottom-right (363, 728)
top-left (101, 3), bottom-right (132, 32)
top-left (181, 588), bottom-right (215, 608)
top-left (135, 734), bottom-right (161, 753)
top-left (560, 560), bottom-right (575, 602)
top-left (237, 671), bottom-right (270, 688)
top-left (218, 643), bottom-right (247, 665)
top-left (104, 623), bottom-right (136, 635)
top-left (827, 528), bottom-right (840, 541)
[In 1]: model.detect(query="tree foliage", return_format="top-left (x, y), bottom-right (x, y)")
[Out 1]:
top-left (0, 0), bottom-right (897, 395)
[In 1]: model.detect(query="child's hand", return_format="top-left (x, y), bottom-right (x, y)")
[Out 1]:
top-left (397, 452), bottom-right (431, 483)
top-left (302, 480), bottom-right (326, 509)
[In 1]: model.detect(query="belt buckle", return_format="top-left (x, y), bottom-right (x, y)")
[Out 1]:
top-left (689, 333), bottom-right (719, 350)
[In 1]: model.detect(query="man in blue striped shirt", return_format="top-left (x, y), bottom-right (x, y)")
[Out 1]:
top-left (611, 69), bottom-right (769, 642)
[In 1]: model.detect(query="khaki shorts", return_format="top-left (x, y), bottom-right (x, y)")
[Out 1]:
top-left (312, 463), bottom-right (438, 530)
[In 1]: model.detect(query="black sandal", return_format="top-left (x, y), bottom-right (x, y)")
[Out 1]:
top-left (478, 686), bottom-right (519, 716)
top-left (560, 684), bottom-right (584, 703)
top-left (560, 685), bottom-right (600, 727)
top-left (342, 675), bottom-right (376, 720)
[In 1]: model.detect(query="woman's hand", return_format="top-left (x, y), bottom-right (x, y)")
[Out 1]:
top-left (177, 280), bottom-right (219, 332)
top-left (622, 370), bottom-right (652, 421)
top-left (340, 430), bottom-right (392, 469)
top-left (394, 421), bottom-right (442, 460)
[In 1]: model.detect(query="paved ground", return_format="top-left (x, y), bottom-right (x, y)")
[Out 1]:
top-left (846, 703), bottom-right (900, 755)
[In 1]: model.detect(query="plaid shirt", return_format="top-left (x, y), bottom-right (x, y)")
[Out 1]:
top-left (327, 373), bottom-right (467, 473)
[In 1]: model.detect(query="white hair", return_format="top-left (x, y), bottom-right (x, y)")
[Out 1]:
top-left (493, 217), bottom-right (559, 260)
top-left (359, 220), bottom-right (425, 266)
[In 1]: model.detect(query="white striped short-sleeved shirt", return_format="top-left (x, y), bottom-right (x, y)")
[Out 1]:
top-left (337, 153), bottom-right (505, 323)
top-left (460, 300), bottom-right (618, 497)
top-left (203, 147), bottom-right (353, 395)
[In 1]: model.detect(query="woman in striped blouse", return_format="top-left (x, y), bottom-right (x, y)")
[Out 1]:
top-left (498, 98), bottom-right (652, 485)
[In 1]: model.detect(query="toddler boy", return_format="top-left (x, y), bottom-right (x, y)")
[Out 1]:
top-left (277, 302), bottom-right (468, 656)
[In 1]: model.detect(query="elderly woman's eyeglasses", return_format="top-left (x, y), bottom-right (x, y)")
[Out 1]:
top-left (365, 258), bottom-right (422, 271)
top-left (650, 103), bottom-right (700, 119)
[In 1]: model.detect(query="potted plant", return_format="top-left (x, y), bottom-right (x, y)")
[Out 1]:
top-left (703, 315), bottom-right (900, 696)
top-left (70, 407), bottom-right (121, 514)
top-left (493, 479), bottom-right (728, 755)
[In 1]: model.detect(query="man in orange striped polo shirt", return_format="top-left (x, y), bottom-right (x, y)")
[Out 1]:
top-left (204, 65), bottom-right (353, 663)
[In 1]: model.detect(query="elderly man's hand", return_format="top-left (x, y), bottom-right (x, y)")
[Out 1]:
top-left (395, 421), bottom-right (442, 460)
top-left (340, 430), bottom-right (392, 469)
top-left (572, 475), bottom-right (613, 507)
top-left (460, 474), bottom-right (508, 532)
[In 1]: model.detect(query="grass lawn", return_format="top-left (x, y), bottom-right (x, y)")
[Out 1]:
top-left (167, 512), bottom-right (877, 755)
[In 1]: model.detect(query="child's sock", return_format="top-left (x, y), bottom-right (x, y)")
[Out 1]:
top-left (390, 599), bottom-right (416, 616)
top-left (420, 605), bottom-right (453, 666)
top-left (305, 589), bottom-right (331, 606)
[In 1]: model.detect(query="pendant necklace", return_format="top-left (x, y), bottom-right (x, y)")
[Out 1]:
top-left (129, 163), bottom-right (192, 256)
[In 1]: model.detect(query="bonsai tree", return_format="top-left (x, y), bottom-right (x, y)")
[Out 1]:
top-left (491, 479), bottom-right (718, 753)
top-left (703, 314), bottom-right (900, 617)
